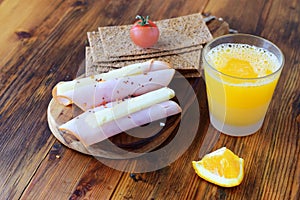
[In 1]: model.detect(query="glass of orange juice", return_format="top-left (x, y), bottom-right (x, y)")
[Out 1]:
top-left (202, 34), bottom-right (284, 136)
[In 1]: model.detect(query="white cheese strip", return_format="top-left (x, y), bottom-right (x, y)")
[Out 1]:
top-left (59, 100), bottom-right (181, 146)
top-left (91, 87), bottom-right (175, 126)
top-left (53, 60), bottom-right (171, 106)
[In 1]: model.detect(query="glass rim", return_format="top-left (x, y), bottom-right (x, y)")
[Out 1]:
top-left (203, 33), bottom-right (285, 80)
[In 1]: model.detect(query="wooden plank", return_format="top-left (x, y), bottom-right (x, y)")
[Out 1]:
top-left (204, 0), bottom-right (263, 33)
top-left (201, 0), bottom-right (300, 199)
top-left (0, 0), bottom-right (211, 199)
top-left (1, 0), bottom-right (299, 199)
top-left (107, 78), bottom-right (211, 200)
top-left (248, 0), bottom-right (300, 199)
top-left (20, 144), bottom-right (124, 200)
top-left (0, 0), bottom-right (126, 198)
top-left (21, 146), bottom-right (93, 200)
top-left (0, 0), bottom-right (62, 65)
top-left (18, 1), bottom-right (213, 199)
top-left (15, 0), bottom-right (229, 199)
top-left (92, 0), bottom-right (300, 199)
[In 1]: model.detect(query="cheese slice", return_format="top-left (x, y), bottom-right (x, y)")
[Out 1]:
top-left (87, 87), bottom-right (175, 127)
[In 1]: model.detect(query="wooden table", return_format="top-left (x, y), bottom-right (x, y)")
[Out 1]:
top-left (0, 0), bottom-right (299, 199)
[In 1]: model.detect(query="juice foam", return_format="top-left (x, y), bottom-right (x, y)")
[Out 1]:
top-left (207, 43), bottom-right (280, 79)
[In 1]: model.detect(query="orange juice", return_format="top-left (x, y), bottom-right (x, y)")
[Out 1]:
top-left (203, 41), bottom-right (283, 136)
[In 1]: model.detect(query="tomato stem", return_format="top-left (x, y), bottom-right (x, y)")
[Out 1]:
top-left (136, 15), bottom-right (150, 26)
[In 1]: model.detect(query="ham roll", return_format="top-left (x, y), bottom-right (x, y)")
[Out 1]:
top-left (53, 60), bottom-right (171, 108)
top-left (59, 87), bottom-right (180, 146)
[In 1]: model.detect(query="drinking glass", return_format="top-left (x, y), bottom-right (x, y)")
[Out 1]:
top-left (202, 34), bottom-right (284, 136)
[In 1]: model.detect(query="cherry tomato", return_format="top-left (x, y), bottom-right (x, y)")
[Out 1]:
top-left (130, 15), bottom-right (159, 48)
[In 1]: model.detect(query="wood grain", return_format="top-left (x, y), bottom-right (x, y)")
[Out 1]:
top-left (203, 0), bottom-right (300, 199)
top-left (0, 0), bottom-right (299, 199)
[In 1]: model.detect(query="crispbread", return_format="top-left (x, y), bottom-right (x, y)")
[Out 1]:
top-left (87, 31), bottom-right (104, 63)
top-left (88, 31), bottom-right (203, 63)
top-left (98, 13), bottom-right (212, 58)
top-left (85, 47), bottom-right (114, 76)
top-left (85, 13), bottom-right (213, 78)
top-left (85, 47), bottom-right (203, 77)
top-left (87, 46), bottom-right (202, 69)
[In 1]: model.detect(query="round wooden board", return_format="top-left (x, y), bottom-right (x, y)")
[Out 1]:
top-left (47, 73), bottom-right (201, 158)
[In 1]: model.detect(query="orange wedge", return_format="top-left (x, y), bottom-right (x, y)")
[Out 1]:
top-left (192, 147), bottom-right (244, 187)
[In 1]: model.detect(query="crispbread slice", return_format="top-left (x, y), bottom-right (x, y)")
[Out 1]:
top-left (88, 47), bottom-right (202, 69)
top-left (88, 31), bottom-right (203, 63)
top-left (85, 46), bottom-right (203, 77)
top-left (87, 31), bottom-right (104, 63)
top-left (98, 13), bottom-right (212, 58)
top-left (85, 46), bottom-right (93, 69)
top-left (85, 47), bottom-right (114, 76)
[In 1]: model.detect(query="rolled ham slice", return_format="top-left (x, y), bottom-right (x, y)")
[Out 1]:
top-left (59, 87), bottom-right (179, 146)
top-left (59, 101), bottom-right (181, 146)
top-left (57, 68), bottom-right (175, 110)
top-left (53, 60), bottom-right (171, 107)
